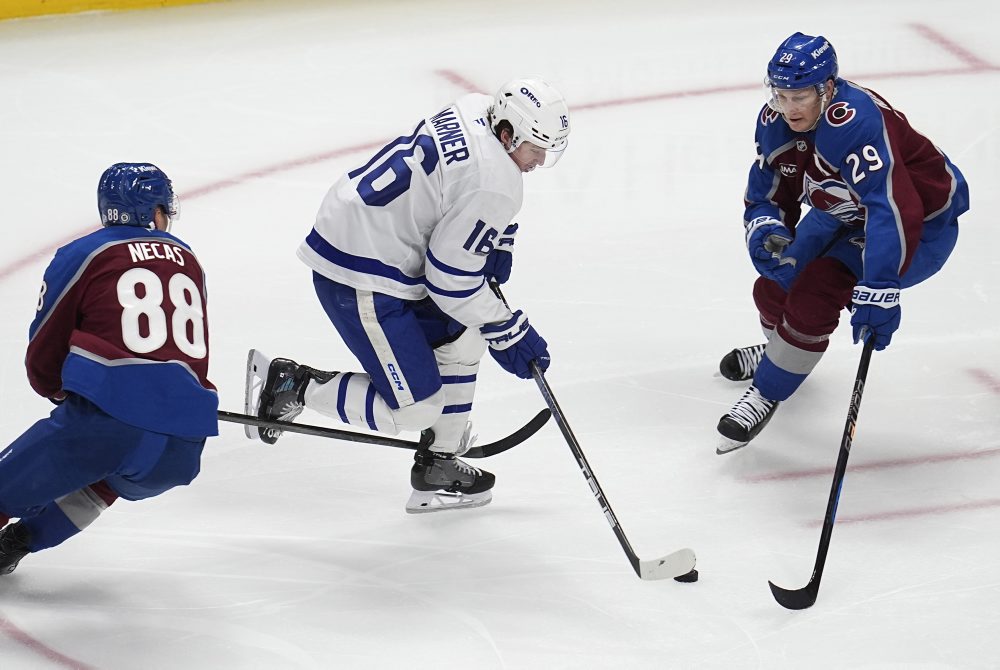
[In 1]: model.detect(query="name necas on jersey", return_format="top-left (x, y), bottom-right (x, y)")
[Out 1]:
top-left (746, 79), bottom-right (968, 283)
top-left (298, 92), bottom-right (521, 329)
top-left (27, 225), bottom-right (218, 438)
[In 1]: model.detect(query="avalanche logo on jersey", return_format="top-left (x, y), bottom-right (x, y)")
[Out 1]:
top-left (803, 173), bottom-right (861, 222)
top-left (825, 101), bottom-right (856, 127)
top-left (760, 106), bottom-right (782, 126)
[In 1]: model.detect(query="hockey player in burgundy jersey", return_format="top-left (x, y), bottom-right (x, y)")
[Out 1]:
top-left (0, 163), bottom-right (217, 575)
top-left (716, 33), bottom-right (968, 453)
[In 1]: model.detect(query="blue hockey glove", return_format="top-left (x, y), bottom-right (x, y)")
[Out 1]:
top-left (480, 309), bottom-right (550, 379)
top-left (850, 282), bottom-right (901, 351)
top-left (482, 223), bottom-right (518, 284)
top-left (482, 249), bottom-right (513, 284)
top-left (745, 216), bottom-right (796, 285)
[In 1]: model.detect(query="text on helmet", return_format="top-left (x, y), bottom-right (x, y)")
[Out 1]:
top-left (811, 41), bottom-right (831, 59)
top-left (519, 87), bottom-right (542, 108)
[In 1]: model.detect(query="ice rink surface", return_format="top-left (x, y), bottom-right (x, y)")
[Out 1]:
top-left (1, 0), bottom-right (998, 667)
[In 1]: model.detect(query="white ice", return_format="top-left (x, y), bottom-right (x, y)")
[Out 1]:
top-left (1, 1), bottom-right (998, 668)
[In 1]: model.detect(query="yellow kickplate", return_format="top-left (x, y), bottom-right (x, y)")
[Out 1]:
top-left (1, 0), bottom-right (216, 21)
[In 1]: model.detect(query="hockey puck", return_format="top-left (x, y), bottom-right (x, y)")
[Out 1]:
top-left (673, 569), bottom-right (699, 583)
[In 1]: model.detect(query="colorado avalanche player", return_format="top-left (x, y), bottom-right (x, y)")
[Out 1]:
top-left (246, 78), bottom-right (570, 513)
top-left (717, 33), bottom-right (968, 453)
top-left (0, 163), bottom-right (217, 575)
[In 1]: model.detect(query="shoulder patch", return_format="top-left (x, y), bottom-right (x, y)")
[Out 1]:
top-left (760, 106), bottom-right (781, 127)
top-left (824, 101), bottom-right (856, 127)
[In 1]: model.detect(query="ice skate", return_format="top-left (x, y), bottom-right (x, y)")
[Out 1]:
top-left (719, 343), bottom-right (767, 381)
top-left (245, 349), bottom-right (336, 444)
top-left (406, 428), bottom-right (494, 514)
top-left (717, 385), bottom-right (780, 454)
top-left (0, 522), bottom-right (30, 576)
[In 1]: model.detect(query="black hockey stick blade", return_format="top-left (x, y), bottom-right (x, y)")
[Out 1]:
top-left (767, 576), bottom-right (819, 610)
top-left (217, 409), bottom-right (550, 458)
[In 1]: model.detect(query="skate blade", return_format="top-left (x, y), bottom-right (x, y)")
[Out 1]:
top-left (244, 349), bottom-right (272, 441)
top-left (405, 489), bottom-right (492, 514)
top-left (716, 435), bottom-right (749, 455)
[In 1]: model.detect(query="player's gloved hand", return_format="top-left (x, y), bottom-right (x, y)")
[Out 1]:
top-left (745, 216), bottom-right (796, 286)
top-left (850, 281), bottom-right (901, 351)
top-left (482, 249), bottom-right (512, 284)
top-left (482, 223), bottom-right (518, 284)
top-left (480, 309), bottom-right (550, 379)
top-left (50, 390), bottom-right (67, 406)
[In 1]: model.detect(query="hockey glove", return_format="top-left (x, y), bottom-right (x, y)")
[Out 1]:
top-left (745, 217), bottom-right (796, 286)
top-left (480, 309), bottom-right (550, 379)
top-left (481, 223), bottom-right (518, 284)
top-left (850, 282), bottom-right (901, 351)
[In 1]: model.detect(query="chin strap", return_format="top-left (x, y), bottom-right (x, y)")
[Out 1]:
top-left (806, 81), bottom-right (837, 131)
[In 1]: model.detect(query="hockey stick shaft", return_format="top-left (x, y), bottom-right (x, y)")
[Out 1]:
top-left (769, 339), bottom-right (875, 609)
top-left (489, 282), bottom-right (695, 579)
top-left (528, 361), bottom-right (644, 577)
top-left (218, 409), bottom-right (550, 458)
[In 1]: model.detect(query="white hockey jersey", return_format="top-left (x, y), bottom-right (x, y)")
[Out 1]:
top-left (298, 93), bottom-right (521, 328)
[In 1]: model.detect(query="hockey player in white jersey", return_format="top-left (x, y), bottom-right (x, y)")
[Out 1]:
top-left (246, 78), bottom-right (571, 513)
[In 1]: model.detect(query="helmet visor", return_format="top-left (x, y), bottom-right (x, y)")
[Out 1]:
top-left (765, 80), bottom-right (824, 115)
top-left (539, 140), bottom-right (567, 168)
top-left (517, 139), bottom-right (568, 169)
top-left (161, 192), bottom-right (180, 231)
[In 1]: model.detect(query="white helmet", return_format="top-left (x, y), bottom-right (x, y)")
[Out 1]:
top-left (488, 78), bottom-right (570, 167)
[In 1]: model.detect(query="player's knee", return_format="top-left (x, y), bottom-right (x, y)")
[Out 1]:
top-left (392, 389), bottom-right (445, 431)
top-left (752, 276), bottom-right (787, 327)
top-left (434, 328), bottom-right (486, 366)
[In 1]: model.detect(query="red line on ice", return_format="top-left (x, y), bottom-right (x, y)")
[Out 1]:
top-left (0, 614), bottom-right (96, 669)
top-left (434, 69), bottom-right (481, 93)
top-left (968, 368), bottom-right (1000, 395)
top-left (743, 446), bottom-right (1000, 483)
top-left (806, 497), bottom-right (1000, 526)
top-left (909, 23), bottom-right (997, 70)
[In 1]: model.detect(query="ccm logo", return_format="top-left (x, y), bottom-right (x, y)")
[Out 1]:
top-left (387, 363), bottom-right (405, 391)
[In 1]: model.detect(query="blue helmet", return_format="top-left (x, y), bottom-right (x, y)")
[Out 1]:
top-left (766, 32), bottom-right (838, 90)
top-left (97, 162), bottom-right (178, 230)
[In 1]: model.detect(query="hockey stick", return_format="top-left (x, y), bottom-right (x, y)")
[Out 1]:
top-left (217, 409), bottom-right (551, 459)
top-left (490, 282), bottom-right (697, 581)
top-left (768, 338), bottom-right (875, 609)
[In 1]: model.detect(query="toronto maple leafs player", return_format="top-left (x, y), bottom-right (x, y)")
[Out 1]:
top-left (0, 163), bottom-right (217, 575)
top-left (247, 78), bottom-right (570, 512)
top-left (716, 33), bottom-right (968, 453)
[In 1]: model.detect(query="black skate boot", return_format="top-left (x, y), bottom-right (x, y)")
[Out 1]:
top-left (406, 430), bottom-right (495, 514)
top-left (717, 385), bottom-right (780, 454)
top-left (719, 343), bottom-right (767, 381)
top-left (257, 358), bottom-right (336, 444)
top-left (0, 522), bottom-right (31, 576)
